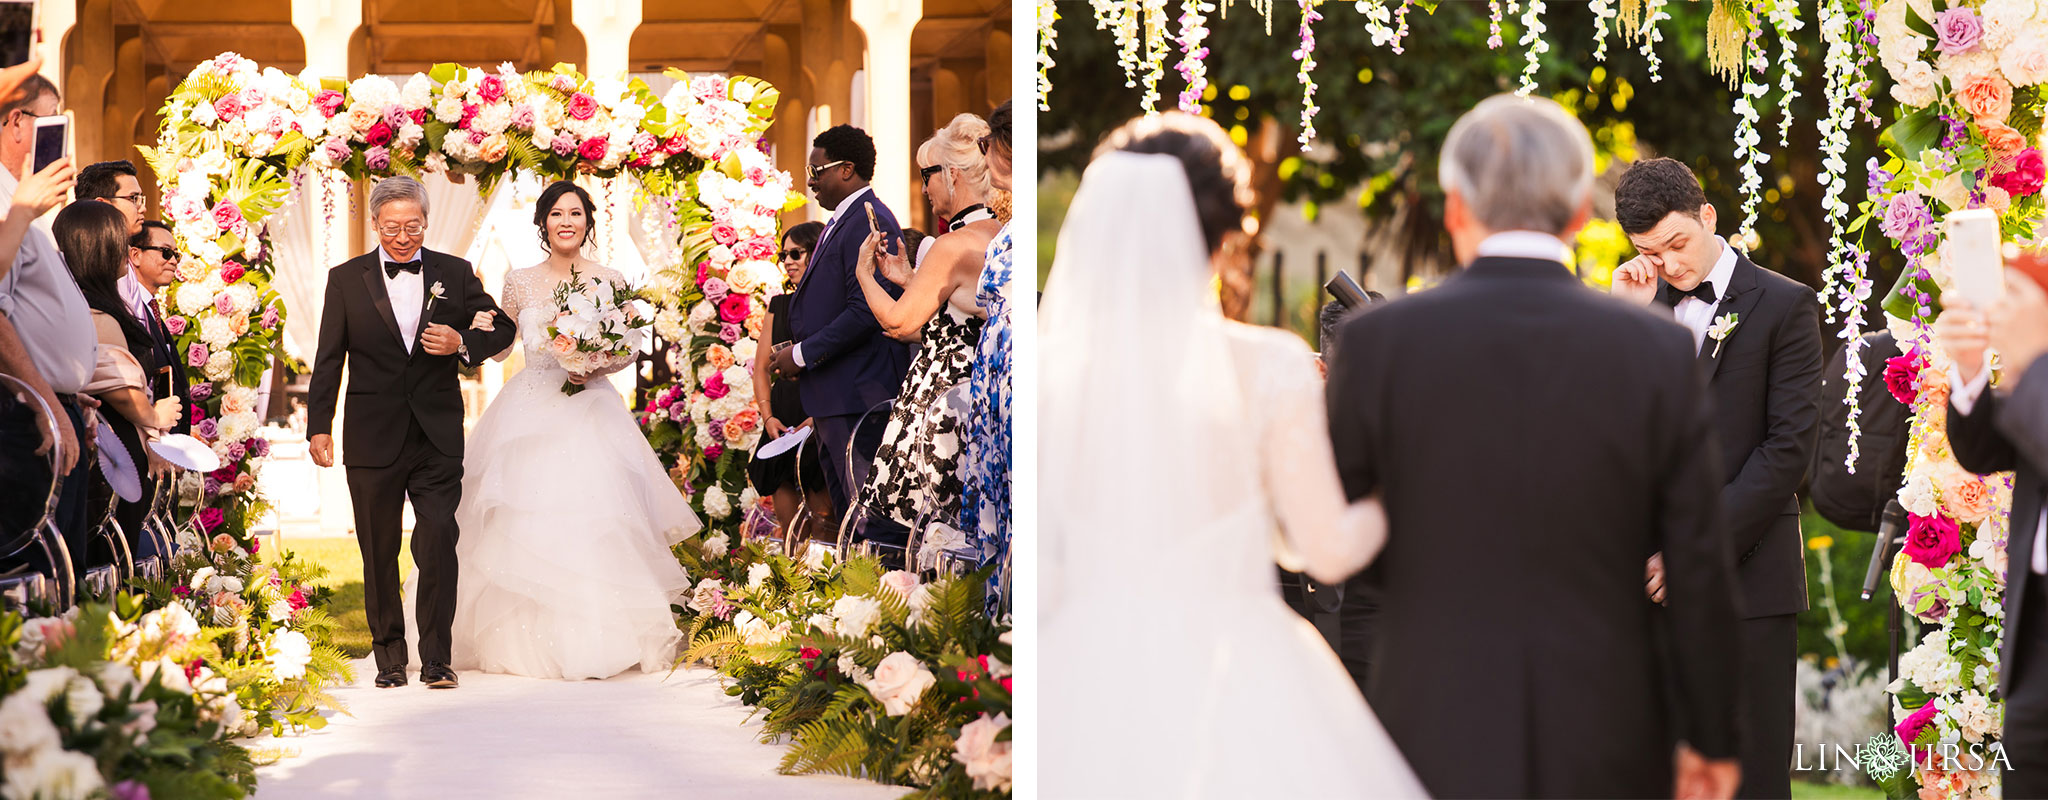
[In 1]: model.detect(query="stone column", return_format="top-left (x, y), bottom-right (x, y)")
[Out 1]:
top-left (37, 0), bottom-right (72, 89)
top-left (570, 0), bottom-right (640, 80)
top-left (848, 0), bottom-right (920, 222)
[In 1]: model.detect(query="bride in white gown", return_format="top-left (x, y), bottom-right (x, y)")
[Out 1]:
top-left (1040, 115), bottom-right (1426, 798)
top-left (408, 179), bottom-right (701, 681)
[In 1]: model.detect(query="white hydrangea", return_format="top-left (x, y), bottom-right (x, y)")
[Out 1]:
top-left (4, 748), bottom-right (104, 800)
top-left (433, 95), bottom-right (465, 125)
top-left (473, 103), bottom-right (512, 136)
top-left (348, 75), bottom-right (401, 109)
top-left (738, 486), bottom-right (760, 512)
top-left (217, 411), bottom-right (260, 445)
top-left (401, 73), bottom-right (434, 108)
top-left (197, 315), bottom-right (234, 349)
top-left (175, 283), bottom-right (214, 316)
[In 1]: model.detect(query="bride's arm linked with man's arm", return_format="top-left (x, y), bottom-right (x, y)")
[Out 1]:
top-left (1267, 339), bottom-right (1387, 584)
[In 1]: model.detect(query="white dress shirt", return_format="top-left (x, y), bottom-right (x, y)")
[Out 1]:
top-left (1474, 230), bottom-right (1574, 265)
top-left (379, 247), bottom-right (425, 353)
top-left (1671, 237), bottom-right (1739, 355)
top-left (0, 166), bottom-right (94, 394)
top-left (792, 185), bottom-right (879, 369)
top-left (1949, 364), bottom-right (2048, 576)
top-left (119, 265), bottom-right (152, 323)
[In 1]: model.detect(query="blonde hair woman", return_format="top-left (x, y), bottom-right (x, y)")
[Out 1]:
top-left (845, 112), bottom-right (1002, 555)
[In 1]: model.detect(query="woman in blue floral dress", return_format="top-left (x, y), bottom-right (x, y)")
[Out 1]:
top-left (962, 101), bottom-right (1014, 609)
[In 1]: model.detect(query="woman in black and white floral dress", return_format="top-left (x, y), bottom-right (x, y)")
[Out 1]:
top-left (852, 113), bottom-right (1001, 552)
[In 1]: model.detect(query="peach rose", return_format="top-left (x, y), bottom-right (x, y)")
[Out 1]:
top-left (1942, 471), bottom-right (1997, 524)
top-left (211, 533), bottom-right (236, 553)
top-left (228, 313), bottom-right (250, 337)
top-left (1957, 71), bottom-right (2014, 121)
top-left (347, 105), bottom-right (380, 135)
top-left (1981, 118), bottom-right (2027, 153)
top-left (731, 407), bottom-right (761, 432)
top-left (744, 315), bottom-right (764, 340)
top-left (706, 344), bottom-right (735, 371)
top-left (551, 334), bottom-right (575, 355)
top-left (233, 474), bottom-right (257, 493)
top-left (723, 419), bottom-right (747, 441)
top-left (479, 134), bottom-right (509, 163)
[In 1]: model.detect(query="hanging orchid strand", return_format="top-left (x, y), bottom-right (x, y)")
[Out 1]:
top-left (1038, 0), bottom-right (1059, 111)
top-left (1391, 0), bottom-right (1413, 54)
top-left (1177, 0), bottom-right (1216, 114)
top-left (1294, 0), bottom-right (1323, 145)
top-left (1517, 0), bottom-right (1549, 96)
top-left (1356, 0), bottom-right (1397, 48)
top-left (1488, 0), bottom-right (1506, 49)
top-left (1589, 0), bottom-right (1617, 61)
top-left (1731, 24), bottom-right (1769, 251)
top-left (1093, 0), bottom-right (1143, 90)
top-left (1639, 0), bottom-right (1671, 81)
top-left (1141, 0), bottom-right (1173, 112)
top-left (1767, 0), bottom-right (1804, 148)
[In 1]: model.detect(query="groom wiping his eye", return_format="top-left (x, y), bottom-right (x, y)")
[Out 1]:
top-left (1610, 158), bottom-right (1823, 800)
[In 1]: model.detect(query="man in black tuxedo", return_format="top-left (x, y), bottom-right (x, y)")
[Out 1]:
top-left (767, 124), bottom-right (909, 516)
top-left (113, 220), bottom-right (187, 559)
top-left (1609, 158), bottom-right (1822, 800)
top-left (306, 176), bottom-right (514, 690)
top-left (1933, 273), bottom-right (2048, 799)
top-left (1327, 95), bottom-right (1744, 799)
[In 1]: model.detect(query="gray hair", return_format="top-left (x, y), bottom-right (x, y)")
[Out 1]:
top-left (1438, 94), bottom-right (1594, 236)
top-left (368, 175), bottom-right (430, 219)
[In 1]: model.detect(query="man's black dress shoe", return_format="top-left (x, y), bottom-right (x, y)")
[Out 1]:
top-left (421, 662), bottom-right (459, 689)
top-left (374, 666), bottom-right (407, 688)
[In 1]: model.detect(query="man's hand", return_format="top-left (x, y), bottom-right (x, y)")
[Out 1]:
top-left (1935, 294), bottom-right (1991, 384)
top-left (26, 388), bottom-right (77, 474)
top-left (1674, 744), bottom-right (1741, 800)
top-left (1645, 552), bottom-right (1667, 605)
top-left (0, 58), bottom-right (44, 109)
top-left (11, 158), bottom-right (74, 221)
top-left (1990, 269), bottom-right (2048, 386)
top-left (1610, 256), bottom-right (1661, 306)
top-left (420, 323), bottom-right (463, 356)
top-left (309, 433), bottom-right (335, 468)
top-left (770, 343), bottom-right (802, 379)
top-left (469, 310), bottom-right (497, 332)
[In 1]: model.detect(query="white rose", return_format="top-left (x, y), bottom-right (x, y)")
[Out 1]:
top-left (1890, 60), bottom-right (1941, 108)
top-left (93, 663), bottom-right (137, 702)
top-left (266, 629), bottom-right (313, 681)
top-left (703, 531), bottom-right (730, 557)
top-left (703, 487), bottom-right (733, 520)
top-left (402, 73), bottom-right (434, 108)
top-left (803, 543), bottom-right (831, 571)
top-left (731, 81), bottom-right (757, 104)
top-left (807, 613), bottom-right (834, 634)
top-left (879, 570), bottom-right (921, 602)
top-left (953, 712), bottom-right (1013, 792)
top-left (192, 99), bottom-right (220, 126)
top-left (0, 692), bottom-right (60, 760)
top-left (5, 748), bottom-right (105, 800)
top-left (907, 584), bottom-right (935, 628)
top-left (268, 600), bottom-right (294, 622)
top-left (831, 595), bottom-right (883, 639)
top-left (747, 562), bottom-right (773, 590)
top-left (139, 658), bottom-right (191, 694)
top-left (687, 578), bottom-right (725, 614)
top-left (1900, 472), bottom-right (1939, 517)
top-left (860, 651), bottom-right (937, 716)
top-left (736, 612), bottom-right (782, 646)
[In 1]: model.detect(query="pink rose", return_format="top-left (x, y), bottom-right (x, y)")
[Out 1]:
top-left (261, 305), bottom-right (280, 330)
top-left (551, 333), bottom-right (575, 355)
top-left (703, 373), bottom-right (729, 399)
top-left (198, 508), bottom-right (225, 533)
top-left (187, 343), bottom-right (209, 367)
top-left (410, 107), bottom-right (427, 125)
top-left (567, 92), bottom-right (599, 121)
top-left (718, 294), bottom-right (750, 324)
top-left (1902, 512), bottom-right (1962, 568)
top-left (704, 443), bottom-right (725, 460)
top-left (701, 277), bottom-right (730, 300)
top-left (719, 322), bottom-right (742, 344)
top-left (1957, 72), bottom-right (2013, 122)
top-left (364, 146), bottom-right (390, 171)
top-left (579, 136), bottom-right (609, 162)
top-left (510, 104), bottom-right (536, 130)
top-left (864, 651), bottom-right (937, 716)
top-left (214, 293), bottom-right (236, 316)
top-left (663, 135), bottom-right (687, 155)
top-left (314, 90), bottom-right (345, 116)
top-left (550, 74), bottom-right (578, 93)
top-left (478, 75), bottom-right (506, 102)
top-left (211, 201), bottom-right (246, 234)
top-left (365, 121), bottom-right (394, 147)
top-left (1990, 148), bottom-right (2046, 198)
top-left (164, 315), bottom-right (187, 335)
top-left (459, 103), bottom-right (480, 131)
top-left (551, 134), bottom-right (579, 156)
top-left (221, 264), bottom-right (246, 284)
top-left (1981, 119), bottom-right (2027, 154)
top-left (711, 223), bottom-right (739, 245)
top-left (739, 238), bottom-right (776, 262)
top-left (212, 92), bottom-right (244, 121)
top-left (1933, 7), bottom-right (1983, 56)
top-left (2001, 38), bottom-right (2048, 86)
top-left (879, 570), bottom-right (921, 601)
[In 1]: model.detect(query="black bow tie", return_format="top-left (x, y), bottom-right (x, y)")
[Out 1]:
top-left (384, 260), bottom-right (422, 278)
top-left (1672, 281), bottom-right (1717, 305)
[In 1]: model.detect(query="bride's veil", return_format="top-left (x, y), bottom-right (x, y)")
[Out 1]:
top-left (1038, 151), bottom-right (1260, 621)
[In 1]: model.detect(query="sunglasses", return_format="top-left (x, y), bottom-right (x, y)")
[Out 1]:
top-left (807, 160), bottom-right (852, 180)
top-left (780, 247), bottom-right (808, 261)
top-left (920, 164), bottom-right (945, 181)
top-left (136, 245), bottom-right (179, 262)
top-left (978, 134), bottom-right (1002, 155)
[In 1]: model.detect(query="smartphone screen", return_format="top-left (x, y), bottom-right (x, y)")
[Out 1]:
top-left (0, 1), bottom-right (32, 69)
top-left (30, 115), bottom-right (62, 174)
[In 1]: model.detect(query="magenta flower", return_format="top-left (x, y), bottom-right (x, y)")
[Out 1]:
top-left (246, 437), bottom-right (269, 458)
top-left (567, 92), bottom-right (599, 121)
top-left (110, 780), bottom-right (150, 800)
top-left (1896, 702), bottom-right (1940, 759)
top-left (313, 90), bottom-right (345, 117)
top-left (1902, 512), bottom-right (1962, 568)
top-left (1991, 148), bottom-right (2046, 198)
top-left (703, 373), bottom-right (729, 399)
top-left (717, 294), bottom-right (750, 324)
top-left (578, 136), bottom-right (608, 162)
top-left (365, 121), bottom-right (395, 147)
top-left (703, 443), bottom-right (724, 460)
top-left (1884, 352), bottom-right (1924, 405)
top-left (197, 507), bottom-right (224, 532)
top-left (211, 201), bottom-right (246, 235)
top-left (221, 264), bottom-right (246, 284)
top-left (212, 92), bottom-right (245, 121)
top-left (478, 75), bottom-right (506, 103)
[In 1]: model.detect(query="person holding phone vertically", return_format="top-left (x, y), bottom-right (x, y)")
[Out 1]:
top-left (1609, 157), bottom-right (1823, 799)
top-left (0, 69), bottom-right (88, 585)
top-left (767, 124), bottom-right (910, 514)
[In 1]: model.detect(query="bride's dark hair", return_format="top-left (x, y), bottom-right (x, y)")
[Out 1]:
top-left (1093, 112), bottom-right (1252, 256)
top-left (534, 179), bottom-right (599, 249)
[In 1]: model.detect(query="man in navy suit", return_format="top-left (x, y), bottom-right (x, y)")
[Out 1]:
top-left (768, 124), bottom-right (910, 513)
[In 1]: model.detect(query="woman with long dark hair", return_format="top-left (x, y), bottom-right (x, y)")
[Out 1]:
top-left (746, 220), bottom-right (831, 539)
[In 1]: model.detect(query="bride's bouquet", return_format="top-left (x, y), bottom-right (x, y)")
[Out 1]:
top-left (547, 267), bottom-right (651, 395)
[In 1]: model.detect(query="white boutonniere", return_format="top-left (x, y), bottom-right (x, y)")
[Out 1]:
top-left (1707, 313), bottom-right (1740, 357)
top-left (430, 281), bottom-right (446, 300)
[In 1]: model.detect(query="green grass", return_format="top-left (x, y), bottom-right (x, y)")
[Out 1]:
top-left (1792, 780), bottom-right (1884, 799)
top-left (264, 536), bottom-right (411, 659)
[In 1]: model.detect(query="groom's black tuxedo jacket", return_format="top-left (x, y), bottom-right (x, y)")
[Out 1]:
top-left (1653, 251), bottom-right (1822, 620)
top-left (306, 248), bottom-right (514, 469)
top-left (1327, 256), bottom-right (1743, 799)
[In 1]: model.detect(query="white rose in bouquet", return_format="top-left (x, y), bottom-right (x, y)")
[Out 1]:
top-left (831, 595), bottom-right (883, 639)
top-left (687, 578), bottom-right (725, 614)
top-left (735, 612), bottom-right (782, 646)
top-left (861, 651), bottom-right (937, 716)
top-left (139, 658), bottom-right (191, 695)
top-left (879, 570), bottom-right (921, 602)
top-left (1890, 60), bottom-right (1941, 108)
top-left (266, 629), bottom-right (314, 681)
top-left (61, 675), bottom-right (103, 722)
top-left (907, 584), bottom-right (935, 628)
top-left (0, 691), bottom-right (60, 761)
top-left (803, 543), bottom-right (832, 572)
top-left (953, 712), bottom-right (1013, 792)
top-left (747, 562), bottom-right (773, 590)
top-left (268, 599), bottom-right (294, 622)
top-left (703, 530), bottom-right (730, 557)
top-left (703, 486), bottom-right (733, 519)
top-left (5, 747), bottom-right (104, 800)
top-left (93, 663), bottom-right (137, 702)
top-left (807, 613), bottom-right (835, 634)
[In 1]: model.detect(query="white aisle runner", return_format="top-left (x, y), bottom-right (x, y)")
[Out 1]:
top-left (251, 658), bottom-right (905, 799)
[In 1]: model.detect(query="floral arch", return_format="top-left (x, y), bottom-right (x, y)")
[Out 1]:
top-left (141, 52), bottom-right (805, 548)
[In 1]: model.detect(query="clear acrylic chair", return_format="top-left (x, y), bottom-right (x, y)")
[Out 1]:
top-left (0, 374), bottom-right (76, 610)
